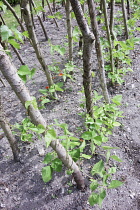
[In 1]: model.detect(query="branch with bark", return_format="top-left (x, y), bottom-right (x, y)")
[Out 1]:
top-left (20, 0), bottom-right (56, 97)
top-left (87, 0), bottom-right (110, 104)
top-left (0, 94), bottom-right (20, 161)
top-left (69, 0), bottom-right (94, 117)
top-left (0, 44), bottom-right (85, 190)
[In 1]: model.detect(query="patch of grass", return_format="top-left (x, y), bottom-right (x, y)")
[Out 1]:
top-left (2, 0), bottom-right (46, 27)
top-left (3, 4), bottom-right (20, 27)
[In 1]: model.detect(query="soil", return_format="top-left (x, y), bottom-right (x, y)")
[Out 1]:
top-left (0, 4), bottom-right (140, 210)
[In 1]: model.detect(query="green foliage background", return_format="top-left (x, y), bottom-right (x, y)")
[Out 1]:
top-left (7, 0), bottom-right (20, 6)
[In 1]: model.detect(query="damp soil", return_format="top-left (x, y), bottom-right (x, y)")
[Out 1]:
top-left (0, 4), bottom-right (140, 210)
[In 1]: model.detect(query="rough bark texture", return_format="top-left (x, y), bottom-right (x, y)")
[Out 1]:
top-left (42, 0), bottom-right (46, 21)
top-left (121, 0), bottom-right (129, 39)
top-left (83, 36), bottom-right (94, 118)
top-left (0, 95), bottom-right (20, 161)
top-left (11, 45), bottom-right (25, 65)
top-left (21, 0), bottom-right (55, 91)
top-left (31, 0), bottom-right (49, 40)
top-left (102, 0), bottom-right (114, 74)
top-left (110, 0), bottom-right (115, 40)
top-left (87, 0), bottom-right (110, 104)
top-left (2, 0), bottom-right (25, 32)
top-left (0, 44), bottom-right (85, 190)
top-left (29, 0), bottom-right (35, 29)
top-left (69, 0), bottom-right (94, 117)
top-left (69, 0), bottom-right (91, 37)
top-left (46, 0), bottom-right (58, 27)
top-left (126, 0), bottom-right (130, 19)
top-left (65, 0), bottom-right (73, 61)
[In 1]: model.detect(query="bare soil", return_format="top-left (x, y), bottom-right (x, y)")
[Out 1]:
top-left (0, 5), bottom-right (140, 210)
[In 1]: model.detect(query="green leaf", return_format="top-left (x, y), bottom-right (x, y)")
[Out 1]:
top-left (91, 141), bottom-right (96, 154)
top-left (0, 3), bottom-right (7, 13)
top-left (96, 119), bottom-right (103, 125)
top-left (102, 146), bottom-right (119, 150)
top-left (45, 137), bottom-right (52, 148)
top-left (11, 27), bottom-right (23, 43)
top-left (133, 37), bottom-right (140, 43)
top-left (47, 129), bottom-right (57, 139)
top-left (113, 122), bottom-right (121, 126)
top-left (41, 98), bottom-right (50, 106)
top-left (69, 137), bottom-right (79, 141)
top-left (88, 193), bottom-right (99, 206)
top-left (22, 31), bottom-right (29, 38)
top-left (56, 82), bottom-right (63, 88)
top-left (69, 141), bottom-right (80, 148)
top-left (55, 84), bottom-right (63, 92)
top-left (18, 65), bottom-right (31, 76)
top-left (91, 160), bottom-right (104, 176)
top-left (25, 100), bottom-right (31, 109)
top-left (29, 127), bottom-right (38, 132)
top-left (136, 27), bottom-right (140, 31)
top-left (112, 95), bottom-right (122, 105)
top-left (59, 135), bottom-right (67, 139)
top-left (93, 136), bottom-right (102, 146)
top-left (51, 158), bottom-right (62, 172)
top-left (66, 169), bottom-right (73, 175)
top-left (8, 39), bottom-right (20, 49)
top-left (108, 180), bottom-right (123, 189)
top-left (98, 189), bottom-right (106, 207)
top-left (81, 131), bottom-right (92, 140)
top-left (19, 75), bottom-right (27, 83)
top-left (59, 47), bottom-right (66, 56)
top-left (39, 89), bottom-right (47, 94)
top-left (43, 153), bottom-right (53, 164)
top-left (79, 140), bottom-right (86, 152)
top-left (106, 150), bottom-right (110, 162)
top-left (81, 154), bottom-right (92, 159)
top-left (103, 174), bottom-right (110, 186)
top-left (45, 129), bottom-right (57, 147)
top-left (93, 91), bottom-right (103, 102)
top-left (32, 97), bottom-right (38, 109)
top-left (35, 5), bottom-right (45, 13)
top-left (69, 149), bottom-right (80, 162)
top-left (29, 68), bottom-right (36, 79)
top-left (48, 15), bottom-right (54, 19)
top-left (90, 180), bottom-right (99, 191)
top-left (37, 124), bottom-right (46, 134)
top-left (110, 155), bottom-right (123, 162)
top-left (42, 166), bottom-right (52, 183)
top-left (108, 167), bottom-right (117, 174)
top-left (0, 25), bottom-right (12, 41)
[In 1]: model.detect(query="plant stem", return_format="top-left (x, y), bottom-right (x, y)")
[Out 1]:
top-left (21, 0), bottom-right (57, 98)
top-left (121, 0), bottom-right (129, 39)
top-left (0, 94), bottom-right (20, 161)
top-left (87, 0), bottom-right (110, 104)
top-left (65, 0), bottom-right (73, 62)
top-left (102, 0), bottom-right (114, 74)
top-left (69, 0), bottom-right (94, 117)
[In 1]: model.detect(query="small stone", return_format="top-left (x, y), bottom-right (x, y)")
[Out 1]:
top-left (61, 187), bottom-right (65, 194)
top-left (137, 159), bottom-right (140, 163)
top-left (0, 203), bottom-right (6, 208)
top-left (129, 192), bottom-right (135, 199)
top-left (132, 84), bottom-right (135, 88)
top-left (126, 127), bottom-right (131, 133)
top-left (5, 188), bottom-right (9, 192)
top-left (36, 144), bottom-right (45, 156)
